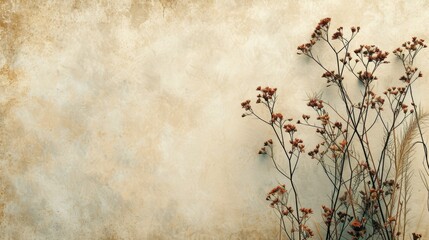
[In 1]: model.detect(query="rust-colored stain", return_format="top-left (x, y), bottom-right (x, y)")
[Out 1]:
top-left (0, 2), bottom-right (22, 65)
top-left (0, 0), bottom-right (22, 231)
top-left (0, 0), bottom-right (427, 239)
top-left (0, 64), bottom-right (18, 85)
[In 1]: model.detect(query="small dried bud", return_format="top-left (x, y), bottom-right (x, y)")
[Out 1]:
top-left (413, 233), bottom-right (422, 240)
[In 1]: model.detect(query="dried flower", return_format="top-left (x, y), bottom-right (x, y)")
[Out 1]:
top-left (301, 224), bottom-right (314, 237)
top-left (258, 147), bottom-right (266, 155)
top-left (268, 185), bottom-right (287, 195)
top-left (241, 100), bottom-right (251, 110)
top-left (302, 114), bottom-right (310, 120)
top-left (350, 219), bottom-right (364, 230)
top-left (413, 233), bottom-right (422, 240)
top-left (332, 27), bottom-right (343, 40)
top-left (297, 17), bottom-right (331, 55)
top-left (300, 208), bottom-right (313, 215)
top-left (284, 124), bottom-right (297, 133)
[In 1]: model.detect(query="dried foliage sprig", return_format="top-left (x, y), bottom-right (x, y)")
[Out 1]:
top-left (241, 18), bottom-right (428, 240)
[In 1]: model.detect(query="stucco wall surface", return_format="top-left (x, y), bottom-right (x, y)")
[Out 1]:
top-left (0, 0), bottom-right (429, 239)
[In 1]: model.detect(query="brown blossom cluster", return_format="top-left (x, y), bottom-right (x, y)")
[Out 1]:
top-left (331, 27), bottom-right (343, 40)
top-left (308, 143), bottom-right (321, 159)
top-left (393, 38), bottom-right (426, 84)
top-left (339, 52), bottom-right (353, 65)
top-left (290, 138), bottom-right (305, 153)
top-left (369, 188), bottom-right (382, 201)
top-left (316, 128), bottom-right (326, 135)
top-left (362, 90), bottom-right (385, 110)
top-left (256, 86), bottom-right (277, 102)
top-left (264, 139), bottom-right (273, 146)
top-left (393, 37), bottom-right (427, 56)
top-left (271, 113), bottom-right (284, 123)
top-left (339, 139), bottom-right (347, 150)
top-left (384, 86), bottom-right (406, 96)
top-left (300, 224), bottom-right (314, 238)
top-left (332, 25), bottom-right (360, 41)
top-left (321, 71), bottom-right (343, 83)
top-left (400, 103), bottom-right (409, 114)
top-left (266, 185), bottom-right (289, 209)
top-left (321, 205), bottom-right (352, 227)
top-left (241, 86), bottom-right (280, 118)
top-left (299, 208), bottom-right (314, 239)
top-left (337, 211), bottom-right (351, 223)
top-left (358, 186), bottom-right (384, 217)
top-left (241, 99), bottom-right (251, 110)
top-left (413, 233), bottom-right (422, 240)
top-left (333, 121), bottom-right (342, 130)
top-left (354, 45), bottom-right (389, 64)
top-left (383, 87), bottom-right (414, 114)
top-left (297, 17), bottom-right (360, 56)
top-left (348, 218), bottom-right (366, 239)
top-left (282, 206), bottom-right (294, 216)
top-left (329, 144), bottom-right (343, 157)
top-left (317, 113), bottom-right (330, 126)
top-left (307, 98), bottom-right (324, 109)
top-left (297, 18), bottom-right (331, 54)
top-left (267, 184), bottom-right (287, 196)
top-left (313, 17), bottom-right (332, 37)
top-left (284, 124), bottom-right (297, 133)
top-left (300, 208), bottom-right (313, 217)
top-left (302, 114), bottom-right (310, 121)
top-left (322, 205), bottom-right (333, 225)
top-left (357, 70), bottom-right (377, 83)
top-left (398, 66), bottom-right (422, 83)
top-left (258, 147), bottom-right (267, 155)
top-left (393, 38), bottom-right (426, 85)
top-left (258, 139), bottom-right (273, 154)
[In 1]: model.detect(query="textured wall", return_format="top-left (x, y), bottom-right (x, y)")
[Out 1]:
top-left (0, 0), bottom-right (429, 239)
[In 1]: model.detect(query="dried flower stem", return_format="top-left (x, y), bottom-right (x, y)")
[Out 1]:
top-left (242, 18), bottom-right (428, 240)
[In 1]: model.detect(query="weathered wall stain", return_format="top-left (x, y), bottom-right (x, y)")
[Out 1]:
top-left (0, 0), bottom-right (24, 231)
top-left (0, 0), bottom-right (427, 239)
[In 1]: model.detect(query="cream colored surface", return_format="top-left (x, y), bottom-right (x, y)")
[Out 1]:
top-left (0, 0), bottom-right (428, 239)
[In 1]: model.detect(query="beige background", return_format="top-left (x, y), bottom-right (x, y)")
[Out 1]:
top-left (0, 0), bottom-right (429, 239)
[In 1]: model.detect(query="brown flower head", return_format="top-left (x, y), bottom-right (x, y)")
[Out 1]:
top-left (284, 124), bottom-right (297, 133)
top-left (271, 113), bottom-right (284, 123)
top-left (256, 86), bottom-right (277, 101)
top-left (332, 27), bottom-right (343, 40)
top-left (350, 219), bottom-right (364, 231)
top-left (301, 224), bottom-right (314, 238)
top-left (413, 233), bottom-right (422, 240)
top-left (241, 100), bottom-right (251, 110)
top-left (300, 208), bottom-right (313, 215)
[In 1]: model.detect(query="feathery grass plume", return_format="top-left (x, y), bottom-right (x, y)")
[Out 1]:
top-left (312, 222), bottom-right (323, 239)
top-left (394, 110), bottom-right (429, 239)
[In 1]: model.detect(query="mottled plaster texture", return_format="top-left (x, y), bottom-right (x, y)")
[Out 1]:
top-left (0, 0), bottom-right (429, 239)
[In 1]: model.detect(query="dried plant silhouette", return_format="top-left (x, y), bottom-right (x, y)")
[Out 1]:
top-left (241, 18), bottom-right (428, 240)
